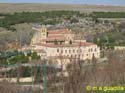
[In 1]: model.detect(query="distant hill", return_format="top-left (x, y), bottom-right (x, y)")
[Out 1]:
top-left (0, 3), bottom-right (125, 13)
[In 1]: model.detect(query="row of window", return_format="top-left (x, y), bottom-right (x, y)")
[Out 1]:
top-left (88, 48), bottom-right (97, 52)
top-left (57, 48), bottom-right (97, 53)
top-left (57, 48), bottom-right (79, 53)
top-left (54, 53), bottom-right (99, 58)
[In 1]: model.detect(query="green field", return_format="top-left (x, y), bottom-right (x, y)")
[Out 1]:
top-left (93, 12), bottom-right (125, 18)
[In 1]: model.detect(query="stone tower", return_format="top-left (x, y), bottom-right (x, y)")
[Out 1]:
top-left (40, 25), bottom-right (47, 39)
top-left (31, 25), bottom-right (47, 45)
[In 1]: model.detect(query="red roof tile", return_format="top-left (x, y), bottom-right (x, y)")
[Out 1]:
top-left (80, 42), bottom-right (96, 46)
top-left (42, 35), bottom-right (65, 41)
top-left (35, 42), bottom-right (96, 48)
top-left (47, 29), bottom-right (72, 34)
top-left (47, 34), bottom-right (63, 38)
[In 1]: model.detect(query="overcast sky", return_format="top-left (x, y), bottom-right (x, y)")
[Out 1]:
top-left (0, 0), bottom-right (125, 6)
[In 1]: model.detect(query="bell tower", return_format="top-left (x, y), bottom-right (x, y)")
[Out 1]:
top-left (31, 25), bottom-right (47, 45)
top-left (40, 25), bottom-right (47, 39)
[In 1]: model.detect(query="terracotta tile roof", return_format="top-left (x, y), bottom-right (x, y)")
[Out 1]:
top-left (35, 42), bottom-right (96, 48)
top-left (35, 43), bottom-right (75, 47)
top-left (42, 35), bottom-right (65, 41)
top-left (47, 29), bottom-right (72, 34)
top-left (47, 34), bottom-right (63, 38)
top-left (80, 42), bottom-right (96, 46)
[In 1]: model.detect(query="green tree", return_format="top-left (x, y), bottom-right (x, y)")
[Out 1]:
top-left (31, 52), bottom-right (40, 60)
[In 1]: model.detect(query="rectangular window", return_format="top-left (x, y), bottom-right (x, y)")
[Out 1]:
top-left (77, 50), bottom-right (79, 53)
top-left (89, 49), bottom-right (90, 52)
top-left (91, 48), bottom-right (93, 52)
top-left (69, 50), bottom-right (71, 53)
top-left (65, 50), bottom-right (67, 53)
top-left (80, 49), bottom-right (82, 53)
top-left (95, 48), bottom-right (97, 52)
top-left (57, 49), bottom-right (59, 52)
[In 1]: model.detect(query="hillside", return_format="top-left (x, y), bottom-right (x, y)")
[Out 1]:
top-left (0, 3), bottom-right (125, 13)
top-left (0, 4), bottom-right (125, 51)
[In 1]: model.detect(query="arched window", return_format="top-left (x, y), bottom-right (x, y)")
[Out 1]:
top-left (69, 40), bottom-right (72, 44)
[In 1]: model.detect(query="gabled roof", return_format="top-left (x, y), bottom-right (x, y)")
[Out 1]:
top-left (47, 29), bottom-right (72, 34)
top-left (42, 35), bottom-right (65, 41)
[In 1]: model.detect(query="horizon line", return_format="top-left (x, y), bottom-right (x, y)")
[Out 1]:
top-left (0, 3), bottom-right (125, 7)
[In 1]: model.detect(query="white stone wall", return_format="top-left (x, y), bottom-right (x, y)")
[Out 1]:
top-left (35, 45), bottom-right (100, 60)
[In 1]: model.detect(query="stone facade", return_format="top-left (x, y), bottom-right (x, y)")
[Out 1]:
top-left (30, 26), bottom-right (100, 66)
